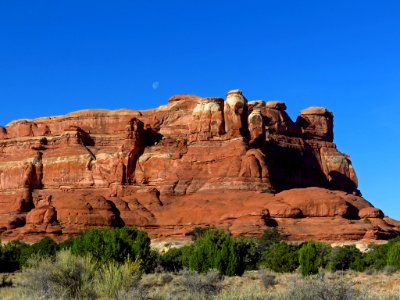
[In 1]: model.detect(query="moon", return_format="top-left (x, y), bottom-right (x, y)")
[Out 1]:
top-left (152, 81), bottom-right (159, 90)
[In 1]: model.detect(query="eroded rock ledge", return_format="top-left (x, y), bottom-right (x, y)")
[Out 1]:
top-left (0, 90), bottom-right (398, 243)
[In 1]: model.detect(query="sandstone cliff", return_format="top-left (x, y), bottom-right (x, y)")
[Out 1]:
top-left (0, 90), bottom-right (398, 242)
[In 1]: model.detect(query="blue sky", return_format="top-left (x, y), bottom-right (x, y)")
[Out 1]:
top-left (1, 1), bottom-right (399, 218)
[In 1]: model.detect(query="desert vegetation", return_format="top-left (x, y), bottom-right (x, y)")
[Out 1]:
top-left (0, 227), bottom-right (400, 299)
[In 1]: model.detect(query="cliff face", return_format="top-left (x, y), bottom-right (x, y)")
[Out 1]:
top-left (0, 90), bottom-right (398, 242)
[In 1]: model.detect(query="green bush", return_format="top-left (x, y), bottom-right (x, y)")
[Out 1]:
top-left (69, 227), bottom-right (151, 270)
top-left (387, 241), bottom-right (400, 270)
top-left (260, 242), bottom-right (300, 273)
top-left (19, 237), bottom-right (59, 267)
top-left (364, 236), bottom-right (400, 270)
top-left (299, 241), bottom-right (331, 276)
top-left (182, 229), bottom-right (243, 276)
top-left (59, 236), bottom-right (75, 249)
top-left (144, 249), bottom-right (160, 273)
top-left (160, 247), bottom-right (186, 272)
top-left (235, 236), bottom-right (260, 271)
top-left (363, 243), bottom-right (389, 270)
top-left (327, 245), bottom-right (365, 271)
top-left (187, 227), bottom-right (212, 241)
top-left (259, 228), bottom-right (282, 252)
top-left (0, 240), bottom-right (27, 272)
top-left (0, 237), bottom-right (60, 272)
top-left (32, 237), bottom-right (59, 256)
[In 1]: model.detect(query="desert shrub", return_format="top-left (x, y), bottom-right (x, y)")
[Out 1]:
top-left (363, 243), bottom-right (390, 270)
top-left (144, 249), bottom-right (160, 273)
top-left (31, 236), bottom-right (59, 256)
top-left (160, 273), bottom-right (173, 285)
top-left (181, 245), bottom-right (193, 268)
top-left (259, 269), bottom-right (277, 288)
top-left (364, 268), bottom-right (375, 275)
top-left (183, 229), bottom-right (243, 276)
top-left (280, 274), bottom-right (359, 300)
top-left (363, 218), bottom-right (371, 224)
top-left (59, 236), bottom-right (75, 249)
top-left (235, 236), bottom-right (261, 271)
top-left (259, 227), bottom-right (282, 252)
top-left (382, 265), bottom-right (397, 275)
top-left (215, 282), bottom-right (273, 300)
top-left (180, 269), bottom-right (223, 299)
top-left (19, 237), bottom-right (59, 267)
top-left (299, 241), bottom-right (331, 276)
top-left (386, 241), bottom-right (400, 270)
top-left (260, 242), bottom-right (300, 273)
top-left (93, 259), bottom-right (142, 299)
top-left (20, 250), bottom-right (143, 299)
top-left (69, 226), bottom-right (151, 269)
top-left (188, 227), bottom-right (212, 241)
top-left (21, 250), bottom-right (97, 299)
top-left (363, 236), bottom-right (400, 270)
top-left (0, 274), bottom-right (12, 287)
top-left (160, 247), bottom-right (185, 272)
top-left (0, 240), bottom-right (30, 272)
top-left (116, 286), bottom-right (147, 300)
top-left (327, 245), bottom-right (365, 271)
top-left (350, 255), bottom-right (367, 272)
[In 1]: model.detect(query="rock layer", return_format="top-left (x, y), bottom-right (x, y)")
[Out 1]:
top-left (0, 90), bottom-right (398, 243)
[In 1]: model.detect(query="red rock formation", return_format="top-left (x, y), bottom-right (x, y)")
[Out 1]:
top-left (224, 90), bottom-right (248, 137)
top-left (189, 98), bottom-right (225, 142)
top-left (0, 90), bottom-right (398, 243)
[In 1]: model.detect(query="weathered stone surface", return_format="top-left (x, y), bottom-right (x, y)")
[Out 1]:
top-left (248, 109), bottom-right (265, 145)
top-left (224, 90), bottom-right (248, 137)
top-left (189, 98), bottom-right (225, 141)
top-left (0, 90), bottom-right (397, 243)
top-left (263, 106), bottom-right (298, 136)
top-left (297, 106), bottom-right (334, 141)
top-left (266, 101), bottom-right (287, 111)
top-left (0, 126), bottom-right (6, 139)
top-left (26, 206), bottom-right (56, 225)
top-left (300, 107), bottom-right (332, 115)
top-left (359, 207), bottom-right (384, 219)
top-left (168, 94), bottom-right (202, 103)
top-left (248, 100), bottom-right (266, 111)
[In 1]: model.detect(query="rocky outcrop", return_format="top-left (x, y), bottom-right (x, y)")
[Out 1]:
top-left (297, 107), bottom-right (334, 142)
top-left (189, 98), bottom-right (225, 141)
top-left (0, 89), bottom-right (398, 243)
top-left (224, 90), bottom-right (248, 137)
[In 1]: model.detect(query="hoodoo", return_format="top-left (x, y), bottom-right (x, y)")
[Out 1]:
top-left (0, 90), bottom-right (398, 243)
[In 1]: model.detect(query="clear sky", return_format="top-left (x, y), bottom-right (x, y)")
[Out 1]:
top-left (0, 1), bottom-right (399, 218)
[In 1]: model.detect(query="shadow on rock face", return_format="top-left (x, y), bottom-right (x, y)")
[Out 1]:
top-left (263, 217), bottom-right (278, 227)
top-left (266, 141), bottom-right (328, 192)
top-left (328, 171), bottom-right (358, 195)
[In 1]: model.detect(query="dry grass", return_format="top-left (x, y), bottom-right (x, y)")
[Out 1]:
top-left (1, 268), bottom-right (400, 299)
